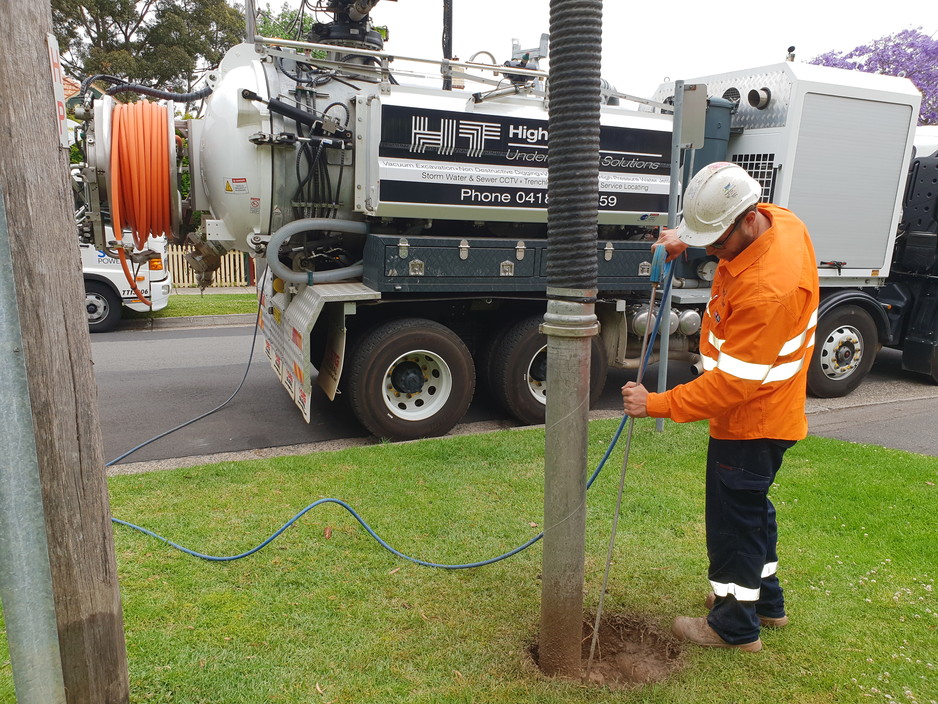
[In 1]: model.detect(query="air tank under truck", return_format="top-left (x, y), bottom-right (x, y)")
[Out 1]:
top-left (73, 3), bottom-right (938, 441)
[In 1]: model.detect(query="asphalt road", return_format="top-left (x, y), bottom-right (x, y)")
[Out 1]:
top-left (92, 323), bottom-right (938, 470)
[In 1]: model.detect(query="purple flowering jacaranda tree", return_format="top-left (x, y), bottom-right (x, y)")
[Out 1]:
top-left (810, 28), bottom-right (938, 125)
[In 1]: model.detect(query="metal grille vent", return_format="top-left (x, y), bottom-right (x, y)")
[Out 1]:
top-left (733, 153), bottom-right (777, 202)
top-left (722, 88), bottom-right (741, 104)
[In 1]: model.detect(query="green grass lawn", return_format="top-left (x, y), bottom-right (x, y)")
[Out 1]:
top-left (124, 293), bottom-right (258, 319)
top-left (1, 419), bottom-right (936, 703)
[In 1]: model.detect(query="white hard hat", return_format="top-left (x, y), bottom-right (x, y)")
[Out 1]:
top-left (676, 162), bottom-right (762, 247)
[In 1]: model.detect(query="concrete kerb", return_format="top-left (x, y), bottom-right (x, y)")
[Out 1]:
top-left (118, 313), bottom-right (256, 331)
top-left (118, 285), bottom-right (257, 330)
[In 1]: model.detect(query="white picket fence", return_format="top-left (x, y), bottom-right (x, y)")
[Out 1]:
top-left (166, 246), bottom-right (253, 288)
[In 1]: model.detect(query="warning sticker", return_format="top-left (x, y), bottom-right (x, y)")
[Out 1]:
top-left (225, 177), bottom-right (249, 194)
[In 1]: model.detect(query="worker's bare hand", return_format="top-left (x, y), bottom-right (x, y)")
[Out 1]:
top-left (653, 228), bottom-right (688, 262)
top-left (621, 381), bottom-right (649, 418)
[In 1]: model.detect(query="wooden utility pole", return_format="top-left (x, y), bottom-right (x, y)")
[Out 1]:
top-left (0, 2), bottom-right (130, 702)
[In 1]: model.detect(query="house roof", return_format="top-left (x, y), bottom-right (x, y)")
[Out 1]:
top-left (63, 76), bottom-right (82, 100)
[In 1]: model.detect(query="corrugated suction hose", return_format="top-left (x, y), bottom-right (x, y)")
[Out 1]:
top-left (546, 0), bottom-right (602, 294)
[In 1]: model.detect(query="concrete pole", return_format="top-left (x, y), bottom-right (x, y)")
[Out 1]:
top-left (539, 299), bottom-right (597, 676)
top-left (0, 191), bottom-right (67, 703)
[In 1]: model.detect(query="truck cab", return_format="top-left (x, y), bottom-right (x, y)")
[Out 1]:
top-left (80, 235), bottom-right (173, 332)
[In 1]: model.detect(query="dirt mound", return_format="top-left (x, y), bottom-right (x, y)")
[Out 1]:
top-left (531, 612), bottom-right (683, 688)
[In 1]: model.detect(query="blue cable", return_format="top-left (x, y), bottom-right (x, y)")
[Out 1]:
top-left (113, 261), bottom-right (675, 569)
top-left (106, 271), bottom-right (268, 468)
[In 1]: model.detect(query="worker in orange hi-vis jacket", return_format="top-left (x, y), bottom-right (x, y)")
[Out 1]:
top-left (621, 161), bottom-right (820, 653)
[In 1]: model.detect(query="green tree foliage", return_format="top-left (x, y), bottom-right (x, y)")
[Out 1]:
top-left (256, 1), bottom-right (317, 40)
top-left (52, 0), bottom-right (244, 91)
top-left (144, 0), bottom-right (246, 90)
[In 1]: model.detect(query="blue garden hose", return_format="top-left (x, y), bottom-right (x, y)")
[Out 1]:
top-left (113, 257), bottom-right (675, 569)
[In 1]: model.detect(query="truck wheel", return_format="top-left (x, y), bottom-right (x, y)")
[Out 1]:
top-left (347, 318), bottom-right (475, 441)
top-left (490, 315), bottom-right (608, 426)
top-left (85, 281), bottom-right (122, 333)
top-left (808, 305), bottom-right (878, 398)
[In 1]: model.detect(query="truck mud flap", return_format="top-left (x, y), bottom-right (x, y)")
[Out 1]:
top-left (261, 281), bottom-right (380, 422)
top-left (901, 279), bottom-right (938, 380)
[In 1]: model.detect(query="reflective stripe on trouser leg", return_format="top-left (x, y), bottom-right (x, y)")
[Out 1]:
top-left (755, 497), bottom-right (786, 619)
top-left (704, 437), bottom-right (794, 644)
top-left (709, 561), bottom-right (780, 604)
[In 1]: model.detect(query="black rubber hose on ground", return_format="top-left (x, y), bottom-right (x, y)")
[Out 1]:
top-left (546, 0), bottom-right (602, 297)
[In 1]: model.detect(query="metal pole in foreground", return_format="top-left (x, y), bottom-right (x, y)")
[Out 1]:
top-left (539, 0), bottom-right (602, 677)
top-left (0, 190), bottom-right (67, 704)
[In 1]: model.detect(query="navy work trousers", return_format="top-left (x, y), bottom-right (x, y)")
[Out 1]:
top-left (705, 437), bottom-right (795, 644)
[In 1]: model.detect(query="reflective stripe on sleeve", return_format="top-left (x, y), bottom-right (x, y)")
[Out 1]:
top-left (710, 580), bottom-right (760, 602)
top-left (763, 358), bottom-right (804, 383)
top-left (779, 309), bottom-right (818, 356)
top-left (705, 307), bottom-right (818, 384)
top-left (716, 350), bottom-right (773, 381)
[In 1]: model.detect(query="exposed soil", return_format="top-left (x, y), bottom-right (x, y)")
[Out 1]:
top-left (530, 612), bottom-right (683, 688)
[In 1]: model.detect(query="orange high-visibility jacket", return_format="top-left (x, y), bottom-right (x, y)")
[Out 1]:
top-left (646, 204), bottom-right (820, 440)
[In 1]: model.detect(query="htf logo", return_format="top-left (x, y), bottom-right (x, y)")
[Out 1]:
top-left (411, 116), bottom-right (500, 157)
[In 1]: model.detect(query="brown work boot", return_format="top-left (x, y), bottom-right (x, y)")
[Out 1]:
top-left (705, 592), bottom-right (789, 628)
top-left (672, 616), bottom-right (762, 652)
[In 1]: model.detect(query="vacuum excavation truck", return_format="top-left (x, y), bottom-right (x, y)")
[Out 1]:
top-left (71, 0), bottom-right (937, 440)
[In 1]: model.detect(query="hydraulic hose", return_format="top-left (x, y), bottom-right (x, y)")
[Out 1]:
top-left (264, 218), bottom-right (369, 284)
top-left (107, 83), bottom-right (213, 103)
top-left (79, 74), bottom-right (124, 100)
top-left (80, 74), bottom-right (212, 103)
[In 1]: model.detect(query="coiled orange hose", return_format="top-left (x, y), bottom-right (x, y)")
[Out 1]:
top-left (108, 100), bottom-right (172, 306)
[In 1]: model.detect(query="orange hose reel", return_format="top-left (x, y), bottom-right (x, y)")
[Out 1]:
top-left (108, 100), bottom-right (172, 306)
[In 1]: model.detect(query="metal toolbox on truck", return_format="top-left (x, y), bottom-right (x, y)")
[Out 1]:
top-left (362, 233), bottom-right (663, 293)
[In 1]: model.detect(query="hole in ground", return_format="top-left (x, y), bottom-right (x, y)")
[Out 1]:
top-left (530, 612), bottom-right (683, 688)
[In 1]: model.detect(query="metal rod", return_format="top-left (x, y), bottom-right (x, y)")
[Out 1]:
top-left (254, 34), bottom-right (670, 110)
top-left (0, 188), bottom-right (67, 703)
top-left (585, 277), bottom-right (660, 679)
top-left (257, 36), bottom-right (548, 77)
top-left (656, 80), bottom-right (685, 432)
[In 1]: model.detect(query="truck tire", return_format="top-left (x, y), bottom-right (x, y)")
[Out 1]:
top-left (808, 304), bottom-right (878, 398)
top-left (347, 318), bottom-right (475, 441)
top-left (490, 315), bottom-right (608, 426)
top-left (474, 321), bottom-right (513, 402)
top-left (85, 281), bottom-right (122, 333)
